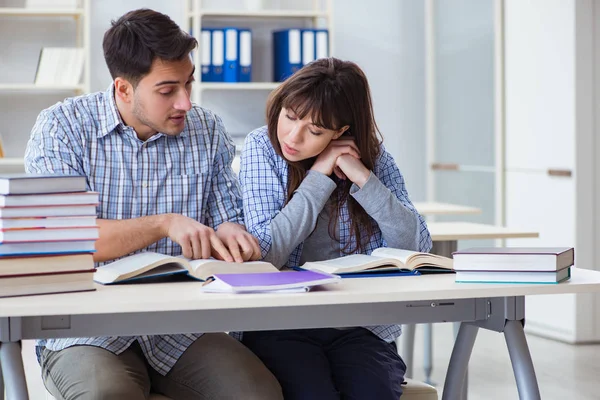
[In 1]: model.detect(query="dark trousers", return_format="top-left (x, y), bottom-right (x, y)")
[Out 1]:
top-left (242, 327), bottom-right (406, 400)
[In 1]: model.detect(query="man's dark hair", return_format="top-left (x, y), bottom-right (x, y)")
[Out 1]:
top-left (103, 8), bottom-right (197, 88)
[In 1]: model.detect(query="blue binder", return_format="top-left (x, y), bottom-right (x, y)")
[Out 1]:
top-left (211, 29), bottom-right (225, 82)
top-left (314, 29), bottom-right (329, 60)
top-left (223, 28), bottom-right (239, 83)
top-left (200, 29), bottom-right (212, 82)
top-left (301, 29), bottom-right (315, 66)
top-left (238, 28), bottom-right (252, 82)
top-left (273, 29), bottom-right (302, 82)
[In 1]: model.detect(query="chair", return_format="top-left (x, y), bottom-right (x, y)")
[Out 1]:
top-left (402, 378), bottom-right (439, 400)
top-left (47, 381), bottom-right (437, 400)
top-left (140, 381), bottom-right (440, 400)
top-left (47, 393), bottom-right (172, 400)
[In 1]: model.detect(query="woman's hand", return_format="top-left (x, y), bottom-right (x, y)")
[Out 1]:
top-left (311, 139), bottom-right (361, 177)
top-left (336, 154), bottom-right (371, 188)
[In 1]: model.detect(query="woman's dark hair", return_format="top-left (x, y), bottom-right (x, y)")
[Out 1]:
top-left (266, 57), bottom-right (382, 253)
top-left (103, 8), bottom-right (197, 87)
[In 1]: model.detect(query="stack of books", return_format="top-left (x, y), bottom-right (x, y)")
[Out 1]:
top-left (452, 247), bottom-right (575, 284)
top-left (0, 174), bottom-right (99, 297)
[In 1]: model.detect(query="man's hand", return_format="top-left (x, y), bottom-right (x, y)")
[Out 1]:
top-left (162, 214), bottom-right (233, 262)
top-left (215, 222), bottom-right (261, 263)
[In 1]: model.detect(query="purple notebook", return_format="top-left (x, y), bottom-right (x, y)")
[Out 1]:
top-left (204, 270), bottom-right (340, 293)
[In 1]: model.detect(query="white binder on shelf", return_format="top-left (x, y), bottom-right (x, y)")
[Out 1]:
top-left (301, 29), bottom-right (315, 66)
top-left (201, 29), bottom-right (212, 82)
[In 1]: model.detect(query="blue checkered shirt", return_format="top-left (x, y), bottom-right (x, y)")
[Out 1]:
top-left (24, 85), bottom-right (243, 375)
top-left (237, 127), bottom-right (432, 343)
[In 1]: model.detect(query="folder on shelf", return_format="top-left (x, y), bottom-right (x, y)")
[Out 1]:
top-left (273, 29), bottom-right (302, 82)
top-left (238, 29), bottom-right (252, 82)
top-left (223, 28), bottom-right (239, 83)
top-left (315, 29), bottom-right (329, 60)
top-left (301, 29), bottom-right (315, 66)
top-left (201, 29), bottom-right (212, 82)
top-left (211, 29), bottom-right (225, 82)
top-left (35, 47), bottom-right (84, 86)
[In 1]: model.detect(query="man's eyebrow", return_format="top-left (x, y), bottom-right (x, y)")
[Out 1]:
top-left (154, 66), bottom-right (196, 87)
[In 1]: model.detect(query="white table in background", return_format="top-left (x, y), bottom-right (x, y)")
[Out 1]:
top-left (413, 202), bottom-right (482, 216)
top-left (1, 269), bottom-right (599, 400)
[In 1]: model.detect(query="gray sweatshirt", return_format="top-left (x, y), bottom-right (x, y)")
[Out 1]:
top-left (263, 170), bottom-right (420, 268)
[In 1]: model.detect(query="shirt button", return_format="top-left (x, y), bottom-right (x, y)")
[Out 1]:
top-left (142, 182), bottom-right (148, 188)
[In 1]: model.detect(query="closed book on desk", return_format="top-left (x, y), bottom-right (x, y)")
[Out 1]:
top-left (0, 204), bottom-right (97, 218)
top-left (94, 251), bottom-right (279, 284)
top-left (200, 270), bottom-right (340, 293)
top-left (0, 240), bottom-right (96, 256)
top-left (0, 192), bottom-right (99, 207)
top-left (300, 247), bottom-right (453, 276)
top-left (0, 216), bottom-right (97, 230)
top-left (452, 247), bottom-right (574, 272)
top-left (0, 253), bottom-right (94, 277)
top-left (0, 270), bottom-right (95, 298)
top-left (0, 174), bottom-right (87, 195)
top-left (0, 227), bottom-right (99, 243)
top-left (455, 267), bottom-right (571, 284)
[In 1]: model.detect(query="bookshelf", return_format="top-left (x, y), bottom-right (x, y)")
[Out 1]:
top-left (182, 0), bottom-right (333, 150)
top-left (0, 0), bottom-right (90, 171)
top-left (0, 1), bottom-right (90, 94)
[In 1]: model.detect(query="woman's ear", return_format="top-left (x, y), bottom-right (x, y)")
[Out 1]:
top-left (333, 125), bottom-right (350, 140)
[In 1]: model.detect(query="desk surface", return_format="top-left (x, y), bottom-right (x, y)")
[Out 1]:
top-left (1, 268), bottom-right (599, 318)
top-left (428, 222), bottom-right (539, 241)
top-left (413, 202), bottom-right (481, 215)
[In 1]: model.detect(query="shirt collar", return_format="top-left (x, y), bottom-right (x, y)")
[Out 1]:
top-left (97, 84), bottom-right (125, 138)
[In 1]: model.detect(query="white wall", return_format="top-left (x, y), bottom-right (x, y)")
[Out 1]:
top-left (0, 0), bottom-right (426, 198)
top-left (333, 0), bottom-right (426, 200)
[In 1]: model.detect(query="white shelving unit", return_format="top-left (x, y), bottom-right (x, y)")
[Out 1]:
top-left (0, 0), bottom-right (90, 169)
top-left (0, 1), bottom-right (91, 94)
top-left (183, 0), bottom-right (333, 105)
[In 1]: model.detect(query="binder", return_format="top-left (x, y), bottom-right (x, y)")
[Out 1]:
top-left (223, 28), bottom-right (239, 83)
top-left (314, 29), bottom-right (329, 60)
top-left (301, 29), bottom-right (315, 66)
top-left (273, 29), bottom-right (302, 82)
top-left (201, 29), bottom-right (212, 82)
top-left (238, 29), bottom-right (252, 82)
top-left (211, 29), bottom-right (225, 82)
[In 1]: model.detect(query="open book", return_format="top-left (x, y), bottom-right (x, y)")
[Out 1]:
top-left (300, 247), bottom-right (454, 276)
top-left (94, 252), bottom-right (278, 284)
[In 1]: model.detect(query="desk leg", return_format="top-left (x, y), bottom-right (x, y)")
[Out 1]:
top-left (423, 323), bottom-right (433, 384)
top-left (441, 323), bottom-right (478, 400)
top-left (504, 320), bottom-right (541, 400)
top-left (427, 240), bottom-right (458, 385)
top-left (398, 324), bottom-right (416, 378)
top-left (0, 341), bottom-right (28, 400)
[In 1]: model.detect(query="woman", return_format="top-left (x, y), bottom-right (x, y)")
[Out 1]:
top-left (239, 57), bottom-right (432, 399)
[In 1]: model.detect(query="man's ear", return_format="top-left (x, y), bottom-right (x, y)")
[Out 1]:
top-left (333, 125), bottom-right (350, 140)
top-left (114, 77), bottom-right (133, 103)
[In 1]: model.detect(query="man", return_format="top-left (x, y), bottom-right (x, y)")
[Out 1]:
top-left (25, 8), bottom-right (282, 400)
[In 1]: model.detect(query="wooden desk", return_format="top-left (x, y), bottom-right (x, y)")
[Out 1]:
top-left (413, 202), bottom-right (482, 216)
top-left (1, 270), bottom-right (599, 400)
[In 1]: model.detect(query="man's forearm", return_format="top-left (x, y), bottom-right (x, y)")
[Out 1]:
top-left (94, 214), bottom-right (172, 262)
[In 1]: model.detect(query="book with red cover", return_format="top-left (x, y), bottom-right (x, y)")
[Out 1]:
top-left (452, 247), bottom-right (574, 272)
